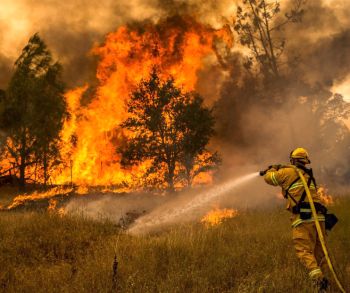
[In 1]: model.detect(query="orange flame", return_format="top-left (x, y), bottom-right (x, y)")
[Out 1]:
top-left (48, 199), bottom-right (65, 216)
top-left (0, 16), bottom-right (232, 196)
top-left (48, 198), bottom-right (57, 212)
top-left (50, 16), bottom-right (232, 188)
top-left (317, 186), bottom-right (334, 206)
top-left (201, 207), bottom-right (238, 227)
top-left (7, 187), bottom-right (73, 210)
top-left (76, 185), bottom-right (89, 195)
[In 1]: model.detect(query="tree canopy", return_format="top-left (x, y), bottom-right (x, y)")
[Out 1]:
top-left (1, 33), bottom-right (66, 188)
top-left (234, 0), bottom-right (304, 78)
top-left (119, 69), bottom-right (220, 191)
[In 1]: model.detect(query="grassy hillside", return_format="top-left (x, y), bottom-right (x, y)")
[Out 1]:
top-left (0, 196), bottom-right (349, 292)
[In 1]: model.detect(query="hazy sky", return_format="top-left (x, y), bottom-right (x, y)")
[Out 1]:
top-left (0, 0), bottom-right (349, 105)
top-left (0, 0), bottom-right (159, 87)
top-left (0, 0), bottom-right (236, 88)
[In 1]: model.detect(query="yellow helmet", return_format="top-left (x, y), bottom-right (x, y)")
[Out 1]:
top-left (290, 147), bottom-right (311, 164)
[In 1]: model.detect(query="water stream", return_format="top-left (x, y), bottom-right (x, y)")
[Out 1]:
top-left (128, 172), bottom-right (259, 234)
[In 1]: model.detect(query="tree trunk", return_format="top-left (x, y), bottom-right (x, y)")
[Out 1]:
top-left (167, 163), bottom-right (175, 193)
top-left (184, 156), bottom-right (194, 187)
top-left (19, 163), bottom-right (25, 190)
top-left (186, 168), bottom-right (192, 187)
top-left (19, 133), bottom-right (27, 191)
top-left (43, 152), bottom-right (48, 187)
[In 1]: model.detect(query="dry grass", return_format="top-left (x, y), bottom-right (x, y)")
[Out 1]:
top-left (0, 196), bottom-right (349, 293)
top-left (0, 186), bottom-right (21, 207)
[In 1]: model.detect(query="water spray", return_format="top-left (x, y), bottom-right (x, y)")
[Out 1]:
top-left (128, 172), bottom-right (259, 234)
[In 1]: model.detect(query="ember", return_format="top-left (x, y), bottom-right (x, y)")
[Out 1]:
top-left (317, 186), bottom-right (334, 206)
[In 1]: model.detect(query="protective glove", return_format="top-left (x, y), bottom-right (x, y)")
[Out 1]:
top-left (269, 164), bottom-right (282, 171)
top-left (259, 164), bottom-right (282, 176)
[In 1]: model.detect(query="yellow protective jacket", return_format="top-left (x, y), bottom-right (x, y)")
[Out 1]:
top-left (264, 165), bottom-right (325, 227)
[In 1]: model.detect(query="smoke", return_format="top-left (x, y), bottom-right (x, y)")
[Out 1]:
top-left (154, 0), bottom-right (236, 28)
top-left (299, 30), bottom-right (350, 86)
top-left (64, 192), bottom-right (167, 223)
top-left (0, 53), bottom-right (12, 88)
top-left (283, 0), bottom-right (350, 86)
top-left (0, 0), bottom-right (235, 89)
top-left (214, 0), bottom-right (350, 188)
top-left (1, 0), bottom-right (349, 89)
top-left (0, 0), bottom-right (158, 88)
top-left (63, 171), bottom-right (280, 233)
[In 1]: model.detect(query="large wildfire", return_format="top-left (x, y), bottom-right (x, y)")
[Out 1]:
top-left (1, 13), bottom-right (337, 219)
top-left (0, 15), bottom-right (233, 211)
top-left (48, 16), bottom-right (232, 188)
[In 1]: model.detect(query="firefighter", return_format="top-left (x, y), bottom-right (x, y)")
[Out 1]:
top-left (263, 147), bottom-right (329, 292)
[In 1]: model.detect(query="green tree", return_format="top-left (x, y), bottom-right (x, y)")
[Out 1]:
top-left (1, 33), bottom-right (66, 189)
top-left (119, 69), bottom-right (220, 191)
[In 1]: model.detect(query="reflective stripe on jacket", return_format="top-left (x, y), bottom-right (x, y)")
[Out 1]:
top-left (291, 214), bottom-right (325, 228)
top-left (264, 165), bottom-right (324, 227)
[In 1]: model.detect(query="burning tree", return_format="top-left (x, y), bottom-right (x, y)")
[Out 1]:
top-left (1, 34), bottom-right (66, 189)
top-left (119, 69), bottom-right (220, 191)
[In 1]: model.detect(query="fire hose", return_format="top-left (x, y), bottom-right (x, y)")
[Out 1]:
top-left (295, 168), bottom-right (346, 293)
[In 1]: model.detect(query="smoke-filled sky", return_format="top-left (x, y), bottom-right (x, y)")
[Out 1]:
top-left (0, 0), bottom-right (236, 88)
top-left (0, 0), bottom-right (349, 106)
top-left (0, 0), bottom-right (349, 190)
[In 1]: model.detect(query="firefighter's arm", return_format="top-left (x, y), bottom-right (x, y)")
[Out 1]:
top-left (264, 169), bottom-right (280, 186)
top-left (263, 165), bottom-right (284, 186)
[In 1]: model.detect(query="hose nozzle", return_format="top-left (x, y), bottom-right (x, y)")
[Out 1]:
top-left (259, 170), bottom-right (267, 176)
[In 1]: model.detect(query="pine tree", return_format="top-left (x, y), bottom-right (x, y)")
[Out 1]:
top-left (1, 34), bottom-right (66, 189)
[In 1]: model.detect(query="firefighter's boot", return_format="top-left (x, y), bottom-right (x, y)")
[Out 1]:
top-left (312, 277), bottom-right (329, 293)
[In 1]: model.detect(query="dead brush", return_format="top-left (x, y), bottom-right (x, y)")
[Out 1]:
top-left (112, 254), bottom-right (118, 291)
